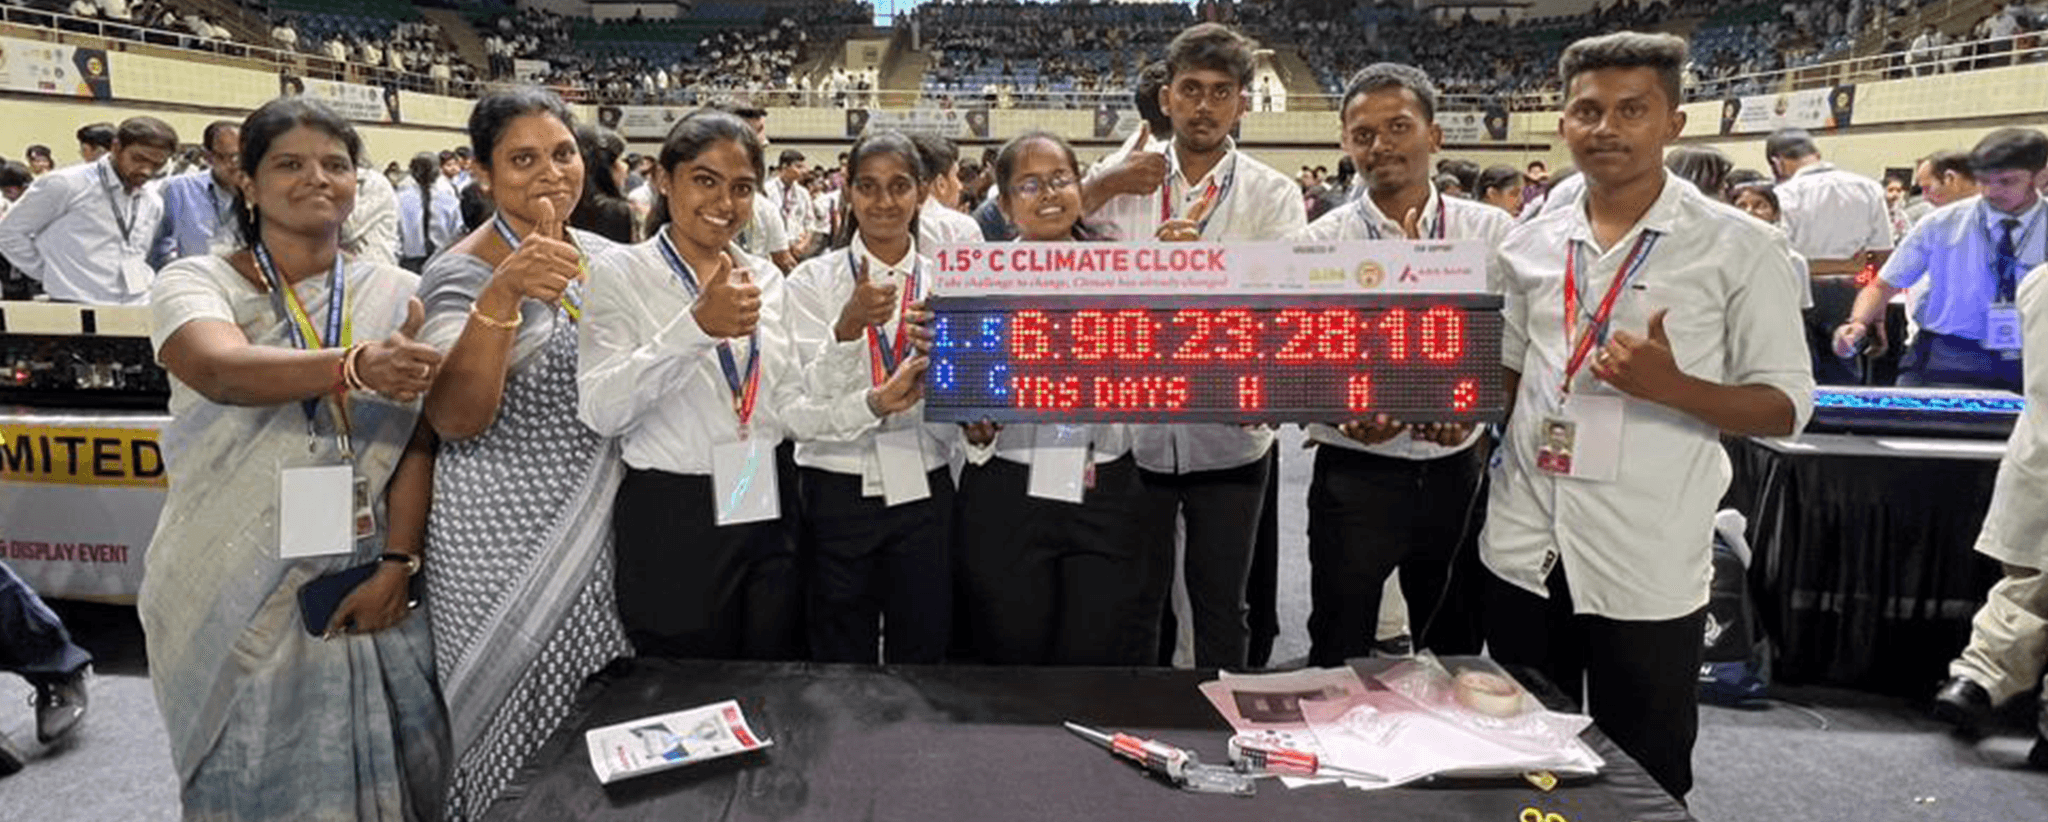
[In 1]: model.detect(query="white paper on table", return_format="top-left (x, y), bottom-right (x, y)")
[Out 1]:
top-left (585, 699), bottom-right (772, 784)
top-left (1199, 668), bottom-right (1372, 789)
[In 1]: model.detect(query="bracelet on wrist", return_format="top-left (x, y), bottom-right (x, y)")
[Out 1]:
top-left (341, 343), bottom-right (370, 392)
top-left (378, 552), bottom-right (421, 576)
top-left (469, 305), bottom-right (521, 331)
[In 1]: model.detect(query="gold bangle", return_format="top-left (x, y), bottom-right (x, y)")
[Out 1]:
top-left (469, 305), bottom-right (521, 331)
top-left (341, 343), bottom-right (369, 392)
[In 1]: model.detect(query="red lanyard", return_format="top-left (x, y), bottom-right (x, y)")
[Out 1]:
top-left (1561, 230), bottom-right (1660, 393)
top-left (657, 232), bottom-right (762, 432)
top-left (853, 251), bottom-right (921, 386)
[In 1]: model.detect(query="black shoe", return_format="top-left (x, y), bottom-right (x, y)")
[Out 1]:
top-left (32, 667), bottom-right (87, 744)
top-left (1932, 676), bottom-right (1993, 733)
top-left (2030, 735), bottom-right (2048, 770)
top-left (0, 729), bottom-right (21, 776)
top-left (1371, 634), bottom-right (1414, 658)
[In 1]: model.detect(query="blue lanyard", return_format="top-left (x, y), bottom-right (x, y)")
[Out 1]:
top-left (252, 242), bottom-right (349, 435)
top-left (657, 232), bottom-right (761, 427)
top-left (849, 249), bottom-right (921, 381)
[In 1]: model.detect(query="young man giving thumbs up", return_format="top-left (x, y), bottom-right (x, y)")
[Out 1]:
top-left (1482, 32), bottom-right (1813, 802)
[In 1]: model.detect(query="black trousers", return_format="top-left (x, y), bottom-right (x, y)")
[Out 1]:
top-left (1305, 443), bottom-right (1487, 666)
top-left (1136, 458), bottom-right (1270, 669)
top-left (1484, 566), bottom-right (1707, 802)
top-left (612, 467), bottom-right (803, 661)
top-left (955, 456), bottom-right (1153, 666)
top-left (798, 466), bottom-right (954, 664)
top-left (0, 560), bottom-right (91, 682)
top-left (1246, 445), bottom-right (1281, 668)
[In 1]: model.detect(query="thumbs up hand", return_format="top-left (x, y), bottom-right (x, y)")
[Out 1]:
top-left (1593, 308), bottom-right (1684, 402)
top-left (487, 198), bottom-right (582, 305)
top-left (360, 297), bottom-right (444, 402)
top-left (864, 354), bottom-right (929, 417)
top-left (833, 256), bottom-right (902, 341)
top-left (691, 252), bottom-right (763, 338)
top-left (1105, 122), bottom-right (1169, 198)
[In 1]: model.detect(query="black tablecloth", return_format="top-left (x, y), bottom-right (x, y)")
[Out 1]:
top-left (485, 659), bottom-right (1693, 822)
top-left (1725, 434), bottom-right (2005, 695)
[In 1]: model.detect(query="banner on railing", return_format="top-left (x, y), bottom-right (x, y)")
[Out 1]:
top-left (1439, 108), bottom-right (1510, 143)
top-left (596, 105), bottom-right (688, 140)
top-left (513, 59), bottom-right (551, 83)
top-left (0, 36), bottom-right (111, 100)
top-left (846, 108), bottom-right (992, 140)
top-left (1093, 107), bottom-right (1142, 140)
top-left (1718, 85), bottom-right (1855, 135)
top-left (281, 74), bottom-right (401, 124)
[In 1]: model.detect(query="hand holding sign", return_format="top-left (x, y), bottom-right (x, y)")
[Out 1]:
top-left (865, 355), bottom-right (930, 417)
top-left (692, 253), bottom-right (762, 338)
top-left (1339, 414), bottom-right (1407, 445)
top-left (1155, 187), bottom-right (1216, 243)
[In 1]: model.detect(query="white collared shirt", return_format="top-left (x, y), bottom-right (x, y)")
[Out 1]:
top-left (1484, 170), bottom-right (1815, 621)
top-left (1090, 140), bottom-right (1308, 473)
top-left (1776, 162), bottom-right (1895, 259)
top-left (1975, 258), bottom-right (2048, 567)
top-left (577, 236), bottom-right (881, 475)
top-left (918, 197), bottom-right (982, 249)
top-left (784, 236), bottom-right (955, 475)
top-left (342, 167), bottom-right (400, 268)
top-left (1288, 184), bottom-right (1514, 460)
top-left (0, 156), bottom-right (161, 304)
top-left (738, 196), bottom-right (791, 257)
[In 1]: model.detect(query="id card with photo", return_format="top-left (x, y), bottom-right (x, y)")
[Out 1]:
top-left (1985, 304), bottom-right (2023, 352)
top-left (1538, 394), bottom-right (1624, 482)
top-left (712, 439), bottom-right (781, 525)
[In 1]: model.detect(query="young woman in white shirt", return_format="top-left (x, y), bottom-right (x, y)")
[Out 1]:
top-left (577, 110), bottom-right (928, 660)
top-left (783, 131), bottom-right (949, 664)
top-left (953, 131), bottom-right (1153, 666)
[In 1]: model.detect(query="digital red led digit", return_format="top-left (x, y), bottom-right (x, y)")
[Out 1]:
top-left (925, 294), bottom-right (1506, 423)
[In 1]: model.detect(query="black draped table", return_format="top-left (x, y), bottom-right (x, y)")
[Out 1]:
top-left (485, 659), bottom-right (1694, 822)
top-left (1724, 433), bottom-right (2006, 696)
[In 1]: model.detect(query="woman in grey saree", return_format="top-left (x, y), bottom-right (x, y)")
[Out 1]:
top-left (415, 87), bottom-right (628, 821)
top-left (142, 97), bottom-right (451, 821)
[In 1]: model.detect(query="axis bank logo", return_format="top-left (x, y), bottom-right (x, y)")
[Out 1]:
top-left (1398, 265), bottom-right (1463, 284)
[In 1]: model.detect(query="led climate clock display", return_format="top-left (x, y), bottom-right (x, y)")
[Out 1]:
top-left (923, 294), bottom-right (1506, 423)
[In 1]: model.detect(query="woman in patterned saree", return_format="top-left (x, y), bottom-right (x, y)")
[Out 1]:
top-left (143, 96), bottom-right (449, 819)
top-left (415, 86), bottom-right (626, 820)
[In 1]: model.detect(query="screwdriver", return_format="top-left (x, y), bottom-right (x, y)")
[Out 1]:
top-left (1228, 734), bottom-right (1386, 782)
top-left (1064, 721), bottom-right (1192, 783)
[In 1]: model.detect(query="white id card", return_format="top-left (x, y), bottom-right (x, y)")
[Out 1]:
top-left (121, 258), bottom-right (155, 296)
top-left (1985, 304), bottom-right (2023, 352)
top-left (1027, 424), bottom-right (1090, 503)
top-left (875, 428), bottom-right (931, 506)
top-left (1543, 393), bottom-right (1625, 482)
top-left (712, 439), bottom-right (781, 525)
top-left (279, 464), bottom-right (354, 558)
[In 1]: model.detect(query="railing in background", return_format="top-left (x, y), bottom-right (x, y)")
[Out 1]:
top-left (0, 7), bottom-right (2042, 117)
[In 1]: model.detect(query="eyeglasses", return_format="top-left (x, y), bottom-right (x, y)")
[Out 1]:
top-left (1013, 174), bottom-right (1076, 198)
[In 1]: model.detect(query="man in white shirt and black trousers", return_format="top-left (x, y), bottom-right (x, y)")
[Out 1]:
top-left (1089, 22), bottom-right (1306, 670)
top-left (1287, 62), bottom-right (1513, 667)
top-left (1767, 127), bottom-right (1895, 384)
top-left (0, 116), bottom-right (176, 304)
top-left (1486, 32), bottom-right (1814, 802)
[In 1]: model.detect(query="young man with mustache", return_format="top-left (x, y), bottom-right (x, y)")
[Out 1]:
top-left (1088, 22), bottom-right (1306, 670)
top-left (1484, 31), bottom-right (1813, 802)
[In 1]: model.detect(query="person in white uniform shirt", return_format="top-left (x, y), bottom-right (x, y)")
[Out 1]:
top-left (1766, 127), bottom-right (1894, 384)
top-left (784, 131), bottom-right (949, 664)
top-left (909, 133), bottom-right (983, 249)
top-left (1836, 129), bottom-right (2048, 393)
top-left (764, 149), bottom-right (814, 257)
top-left (714, 103), bottom-right (799, 274)
top-left (0, 116), bottom-right (176, 304)
top-left (577, 111), bottom-right (926, 660)
top-left (1485, 32), bottom-right (1813, 802)
top-left (1924, 244), bottom-right (2048, 770)
top-left (343, 164), bottom-right (400, 268)
top-left (1087, 23), bottom-right (1306, 670)
top-left (954, 131), bottom-right (1151, 667)
top-left (1286, 63), bottom-right (1512, 667)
